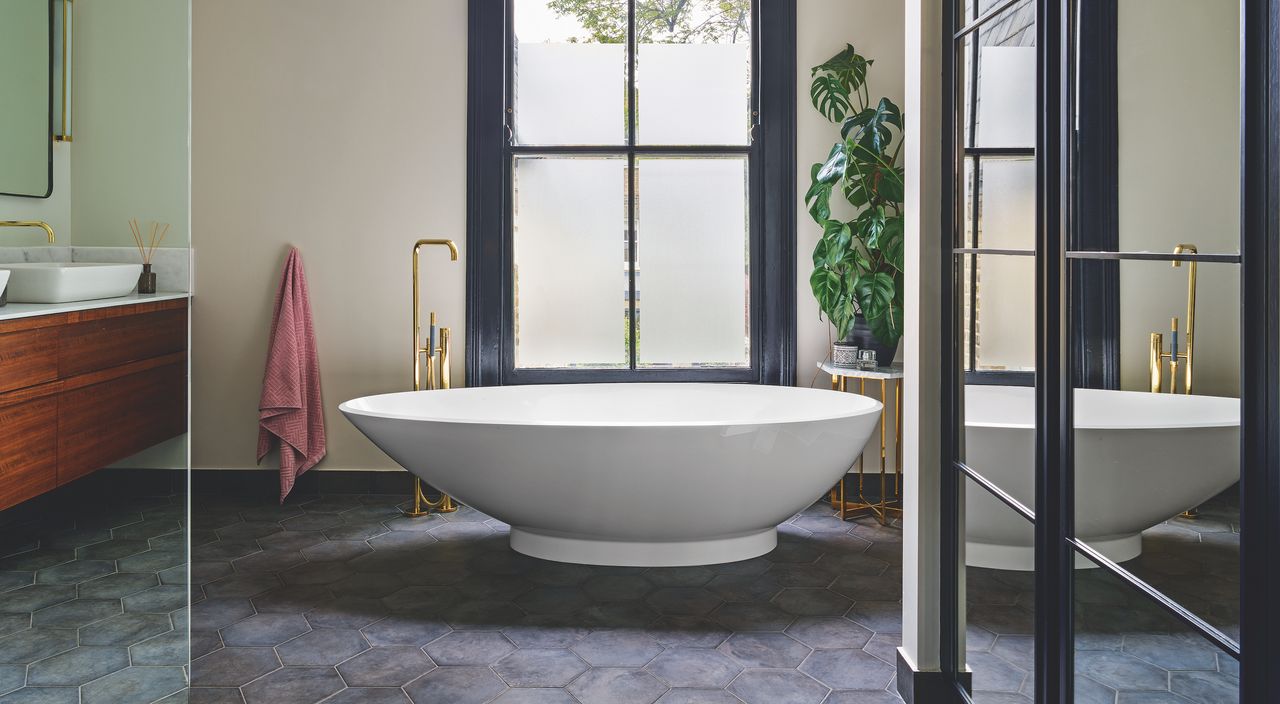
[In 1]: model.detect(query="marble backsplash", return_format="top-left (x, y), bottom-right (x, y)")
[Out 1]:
top-left (0, 246), bottom-right (192, 292)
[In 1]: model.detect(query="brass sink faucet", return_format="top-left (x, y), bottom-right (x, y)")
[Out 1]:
top-left (0, 221), bottom-right (56, 243)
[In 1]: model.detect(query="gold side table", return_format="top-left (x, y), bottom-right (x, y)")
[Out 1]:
top-left (820, 360), bottom-right (903, 524)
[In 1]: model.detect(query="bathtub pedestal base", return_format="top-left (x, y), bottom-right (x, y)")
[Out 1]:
top-left (966, 533), bottom-right (1143, 571)
top-left (510, 527), bottom-right (778, 567)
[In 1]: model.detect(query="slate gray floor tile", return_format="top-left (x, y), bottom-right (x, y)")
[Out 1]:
top-left (241, 666), bottom-right (344, 704)
top-left (27, 646), bottom-right (130, 686)
top-left (77, 573), bottom-right (159, 600)
top-left (645, 588), bottom-right (722, 617)
top-left (31, 599), bottom-right (120, 628)
top-left (728, 669), bottom-right (831, 704)
top-left (823, 691), bottom-right (904, 704)
top-left (786, 617), bottom-right (874, 649)
top-left (773, 588), bottom-right (853, 617)
top-left (34, 561), bottom-right (115, 585)
top-left (128, 630), bottom-right (190, 666)
top-left (190, 647), bottom-right (281, 687)
top-left (337, 646), bottom-right (435, 687)
top-left (654, 689), bottom-right (743, 704)
top-left (799, 648), bottom-right (896, 691)
top-left (0, 574), bottom-right (32, 595)
top-left (80, 665), bottom-right (187, 704)
top-left (493, 648), bottom-right (587, 687)
top-left (567, 668), bottom-right (668, 704)
top-left (425, 631), bottom-right (515, 666)
top-left (491, 689), bottom-right (579, 703)
top-left (0, 665), bottom-right (22, 696)
top-left (220, 613), bottom-right (310, 647)
top-left (720, 632), bottom-right (812, 668)
top-left (189, 598), bottom-right (255, 630)
top-left (645, 647), bottom-right (741, 689)
top-left (305, 597), bottom-right (387, 629)
top-left (360, 614), bottom-right (451, 647)
top-left (711, 602), bottom-right (794, 631)
top-left (1075, 650), bottom-right (1170, 691)
top-left (323, 688), bottom-right (411, 704)
top-left (0, 687), bottom-right (81, 704)
top-left (0, 618), bottom-right (26, 641)
top-left (0, 628), bottom-right (77, 665)
top-left (572, 630), bottom-right (663, 667)
top-left (117, 549), bottom-right (186, 573)
top-left (502, 616), bottom-right (588, 649)
top-left (404, 666), bottom-right (509, 704)
top-left (0, 587), bottom-right (75, 615)
top-left (275, 628), bottom-right (368, 666)
top-left (79, 612), bottom-right (172, 646)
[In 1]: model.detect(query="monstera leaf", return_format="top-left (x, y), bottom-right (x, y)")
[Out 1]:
top-left (807, 44), bottom-right (906, 350)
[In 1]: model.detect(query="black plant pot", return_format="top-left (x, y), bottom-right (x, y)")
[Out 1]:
top-left (847, 316), bottom-right (900, 368)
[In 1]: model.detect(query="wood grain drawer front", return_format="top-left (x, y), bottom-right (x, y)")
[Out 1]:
top-left (0, 397), bottom-right (58, 512)
top-left (0, 329), bottom-right (58, 395)
top-left (59, 307), bottom-right (188, 378)
top-left (57, 361), bottom-right (187, 486)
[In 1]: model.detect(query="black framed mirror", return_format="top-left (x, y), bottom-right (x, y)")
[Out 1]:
top-left (0, 0), bottom-right (54, 198)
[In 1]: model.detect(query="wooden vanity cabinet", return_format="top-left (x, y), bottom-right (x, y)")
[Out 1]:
top-left (0, 298), bottom-right (188, 510)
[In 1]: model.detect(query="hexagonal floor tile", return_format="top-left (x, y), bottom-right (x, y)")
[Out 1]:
top-left (719, 632), bottom-right (811, 668)
top-left (361, 614), bottom-right (452, 647)
top-left (645, 647), bottom-right (742, 689)
top-left (275, 628), bottom-right (369, 666)
top-left (27, 646), bottom-right (130, 686)
top-left (32, 599), bottom-right (120, 628)
top-left (80, 665), bottom-right (187, 704)
top-left (78, 613), bottom-right (172, 646)
top-left (338, 645), bottom-right (435, 687)
top-left (494, 648), bottom-right (588, 687)
top-left (242, 666), bottom-right (345, 704)
top-left (220, 613), bottom-right (311, 647)
top-left (799, 648), bottom-right (896, 691)
top-left (572, 631), bottom-right (663, 668)
top-left (425, 631), bottom-right (514, 666)
top-left (567, 668), bottom-right (668, 704)
top-left (404, 665), bottom-right (508, 704)
top-left (728, 669), bottom-right (830, 704)
top-left (190, 646), bottom-right (282, 687)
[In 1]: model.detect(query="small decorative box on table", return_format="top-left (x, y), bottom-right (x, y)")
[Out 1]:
top-left (820, 360), bottom-right (903, 524)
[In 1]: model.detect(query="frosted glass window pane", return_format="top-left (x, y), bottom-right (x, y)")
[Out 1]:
top-left (636, 159), bottom-right (749, 366)
top-left (514, 0), bottom-right (625, 145)
top-left (637, 43), bottom-right (750, 145)
top-left (978, 157), bottom-right (1035, 250)
top-left (514, 158), bottom-right (626, 368)
top-left (975, 45), bottom-right (1035, 148)
top-left (973, 255), bottom-right (1034, 371)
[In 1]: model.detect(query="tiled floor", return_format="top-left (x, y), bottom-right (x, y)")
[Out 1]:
top-left (190, 494), bottom-right (908, 704)
top-left (190, 489), bottom-right (1242, 704)
top-left (965, 487), bottom-right (1241, 703)
top-left (0, 494), bottom-right (190, 704)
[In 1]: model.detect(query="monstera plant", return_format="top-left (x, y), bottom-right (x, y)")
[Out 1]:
top-left (807, 44), bottom-right (905, 358)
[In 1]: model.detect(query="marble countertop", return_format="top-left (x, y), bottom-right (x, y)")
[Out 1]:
top-left (0, 291), bottom-right (190, 322)
top-left (818, 360), bottom-right (905, 379)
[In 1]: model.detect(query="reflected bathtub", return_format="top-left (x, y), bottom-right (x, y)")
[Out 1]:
top-left (965, 385), bottom-right (1239, 570)
top-left (341, 383), bottom-right (882, 567)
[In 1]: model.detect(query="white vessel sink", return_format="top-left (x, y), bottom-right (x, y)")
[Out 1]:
top-left (0, 262), bottom-right (143, 303)
top-left (0, 270), bottom-right (9, 303)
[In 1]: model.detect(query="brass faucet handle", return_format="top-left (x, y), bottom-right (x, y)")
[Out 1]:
top-left (0, 220), bottom-right (56, 243)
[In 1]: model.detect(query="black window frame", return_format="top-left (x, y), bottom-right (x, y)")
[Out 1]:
top-left (466, 0), bottom-right (796, 387)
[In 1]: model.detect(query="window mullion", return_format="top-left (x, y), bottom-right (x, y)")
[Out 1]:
top-left (626, 0), bottom-right (637, 370)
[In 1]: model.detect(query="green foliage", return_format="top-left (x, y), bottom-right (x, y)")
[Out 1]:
top-left (806, 44), bottom-right (905, 347)
top-left (546, 0), bottom-right (751, 44)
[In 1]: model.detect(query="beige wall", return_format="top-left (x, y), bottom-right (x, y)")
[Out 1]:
top-left (191, 0), bottom-right (904, 471)
top-left (1117, 0), bottom-right (1240, 398)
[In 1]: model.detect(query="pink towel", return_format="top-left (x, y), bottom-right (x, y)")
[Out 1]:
top-left (258, 248), bottom-right (326, 502)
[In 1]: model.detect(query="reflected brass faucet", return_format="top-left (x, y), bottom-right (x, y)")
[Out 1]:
top-left (0, 221), bottom-right (56, 243)
top-left (1149, 244), bottom-right (1197, 394)
top-left (405, 238), bottom-right (460, 518)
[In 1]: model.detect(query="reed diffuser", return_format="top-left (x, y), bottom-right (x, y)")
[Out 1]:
top-left (129, 219), bottom-right (169, 294)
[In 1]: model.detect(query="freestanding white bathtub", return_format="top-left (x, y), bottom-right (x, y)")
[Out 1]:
top-left (965, 385), bottom-right (1239, 570)
top-left (341, 383), bottom-right (882, 567)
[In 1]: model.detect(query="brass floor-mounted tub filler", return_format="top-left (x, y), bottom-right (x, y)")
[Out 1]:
top-left (404, 238), bottom-right (459, 518)
top-left (1149, 244), bottom-right (1198, 395)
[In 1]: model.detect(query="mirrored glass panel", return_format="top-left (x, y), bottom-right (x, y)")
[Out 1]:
top-left (513, 0), bottom-right (626, 145)
top-left (513, 156), bottom-right (628, 368)
top-left (635, 157), bottom-right (749, 367)
top-left (0, 0), bottom-right (52, 197)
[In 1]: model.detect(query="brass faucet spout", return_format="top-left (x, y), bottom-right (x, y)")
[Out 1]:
top-left (0, 221), bottom-right (56, 243)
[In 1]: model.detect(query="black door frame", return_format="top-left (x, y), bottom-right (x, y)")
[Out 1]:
top-left (465, 0), bottom-right (796, 388)
top-left (939, 0), bottom-right (1280, 701)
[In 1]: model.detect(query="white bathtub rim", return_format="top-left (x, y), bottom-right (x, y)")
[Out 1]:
top-left (510, 526), bottom-right (778, 567)
top-left (964, 386), bottom-right (1239, 431)
top-left (339, 383), bottom-right (883, 429)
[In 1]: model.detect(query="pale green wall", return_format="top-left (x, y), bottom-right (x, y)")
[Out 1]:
top-left (71, 0), bottom-right (190, 248)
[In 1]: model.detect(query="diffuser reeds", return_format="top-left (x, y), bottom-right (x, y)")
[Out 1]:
top-left (129, 218), bottom-right (170, 265)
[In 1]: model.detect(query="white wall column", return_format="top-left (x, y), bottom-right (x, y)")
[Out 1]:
top-left (898, 0), bottom-right (945, 698)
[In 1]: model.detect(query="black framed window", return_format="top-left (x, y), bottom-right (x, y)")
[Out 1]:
top-left (466, 0), bottom-right (796, 387)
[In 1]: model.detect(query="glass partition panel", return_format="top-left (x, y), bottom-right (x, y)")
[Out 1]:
top-left (513, 156), bottom-right (628, 368)
top-left (965, 475), bottom-right (1036, 703)
top-left (635, 157), bottom-right (749, 367)
top-left (1074, 554), bottom-right (1239, 703)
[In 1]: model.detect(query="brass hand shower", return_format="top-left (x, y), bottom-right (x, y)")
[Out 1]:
top-left (1148, 244), bottom-right (1197, 394)
top-left (404, 238), bottom-right (459, 518)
